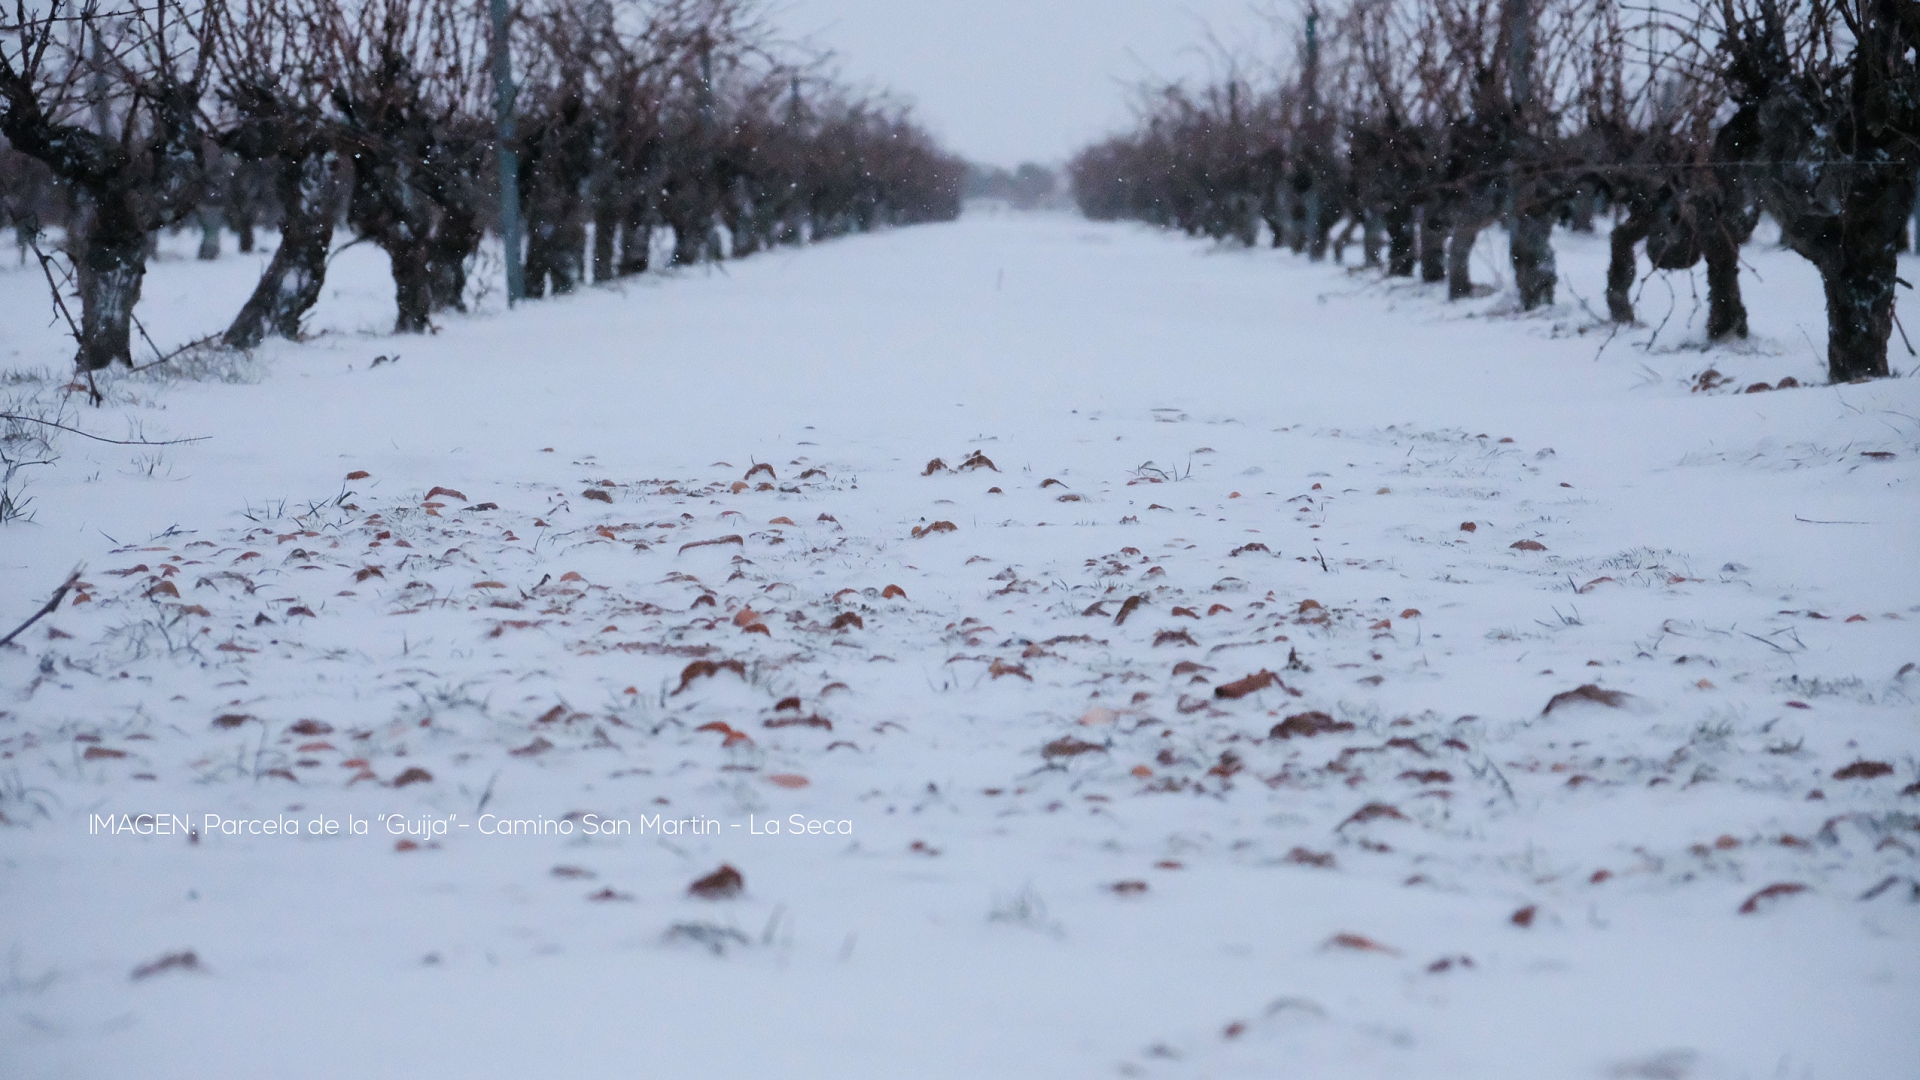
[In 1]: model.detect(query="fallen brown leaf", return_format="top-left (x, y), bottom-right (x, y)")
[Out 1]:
top-left (1739, 882), bottom-right (1808, 914)
top-left (131, 950), bottom-right (200, 980)
top-left (1215, 669), bottom-right (1279, 699)
top-left (1042, 736), bottom-right (1106, 759)
top-left (1833, 760), bottom-right (1893, 781)
top-left (1269, 710), bottom-right (1353, 738)
top-left (679, 535), bottom-right (745, 554)
top-left (689, 864), bottom-right (744, 899)
top-left (1542, 684), bottom-right (1629, 714)
top-left (1326, 933), bottom-right (1399, 955)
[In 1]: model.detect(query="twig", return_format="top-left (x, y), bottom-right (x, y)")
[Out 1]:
top-left (127, 332), bottom-right (222, 373)
top-left (20, 235), bottom-right (97, 403)
top-left (0, 571), bottom-right (81, 649)
top-left (1893, 308), bottom-right (1915, 358)
top-left (20, 234), bottom-right (81, 348)
top-left (1793, 514), bottom-right (1870, 525)
top-left (0, 414), bottom-right (208, 446)
top-left (129, 310), bottom-right (168, 368)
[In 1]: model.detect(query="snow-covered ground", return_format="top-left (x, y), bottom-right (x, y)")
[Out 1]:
top-left (2, 212), bottom-right (1917, 1080)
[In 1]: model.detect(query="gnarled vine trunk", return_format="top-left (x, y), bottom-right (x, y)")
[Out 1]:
top-left (225, 148), bottom-right (337, 349)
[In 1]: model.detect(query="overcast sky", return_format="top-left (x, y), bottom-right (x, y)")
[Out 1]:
top-left (779, 0), bottom-right (1290, 168)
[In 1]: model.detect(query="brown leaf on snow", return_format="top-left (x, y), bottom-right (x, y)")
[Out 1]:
top-left (582, 489), bottom-right (613, 503)
top-left (675, 659), bottom-right (748, 693)
top-left (765, 714), bottom-right (832, 730)
top-left (1510, 539), bottom-right (1547, 551)
top-left (1338, 802), bottom-right (1408, 829)
top-left (1215, 669), bottom-right (1280, 699)
top-left (831, 612), bottom-right (865, 630)
top-left (1284, 847), bottom-right (1335, 868)
top-left (679, 535), bottom-right (744, 554)
top-left (743, 463), bottom-right (776, 481)
top-left (131, 950), bottom-right (201, 980)
top-left (1110, 880), bottom-right (1149, 895)
top-left (288, 719), bottom-right (333, 736)
top-left (1081, 601), bottom-right (1110, 617)
top-left (1269, 711), bottom-right (1354, 738)
top-left (1832, 760), bottom-right (1893, 781)
top-left (83, 746), bottom-right (128, 760)
top-left (769, 516), bottom-right (796, 526)
top-left (689, 864), bottom-right (745, 899)
top-left (1171, 606), bottom-right (1199, 618)
top-left (911, 520), bottom-right (958, 538)
top-left (923, 458), bottom-right (950, 475)
top-left (1510, 905), bottom-right (1538, 927)
top-left (1459, 522), bottom-right (1477, 532)
top-left (959, 451), bottom-right (998, 472)
top-left (732, 607), bottom-right (765, 627)
top-left (1040, 478), bottom-right (1065, 489)
top-left (1153, 629), bottom-right (1197, 647)
top-left (767, 774), bottom-right (810, 789)
top-left (741, 623), bottom-right (771, 636)
top-left (881, 584), bottom-right (908, 600)
top-left (1114, 594), bottom-right (1146, 625)
top-left (510, 737), bottom-right (554, 757)
top-left (426, 486), bottom-right (467, 502)
top-left (1042, 736), bottom-right (1107, 759)
top-left (1326, 933), bottom-right (1399, 955)
top-left (1739, 882), bottom-right (1808, 914)
top-left (391, 767), bottom-right (433, 787)
top-left (212, 713), bottom-right (254, 729)
top-left (989, 658), bottom-right (1032, 680)
top-left (354, 566), bottom-right (384, 582)
top-left (345, 470), bottom-right (371, 480)
top-left (552, 865), bottom-right (595, 879)
top-left (146, 580), bottom-right (180, 598)
top-left (1542, 684), bottom-right (1629, 714)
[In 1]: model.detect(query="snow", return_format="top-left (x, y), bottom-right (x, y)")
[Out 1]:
top-left (2, 212), bottom-right (1917, 1079)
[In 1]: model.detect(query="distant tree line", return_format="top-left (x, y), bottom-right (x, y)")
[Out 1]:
top-left (1069, 0), bottom-right (1920, 384)
top-left (1, 0), bottom-right (965, 370)
top-left (966, 162), bottom-right (1061, 210)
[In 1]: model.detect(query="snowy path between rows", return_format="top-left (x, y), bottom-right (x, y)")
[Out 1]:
top-left (3, 212), bottom-right (1918, 1079)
